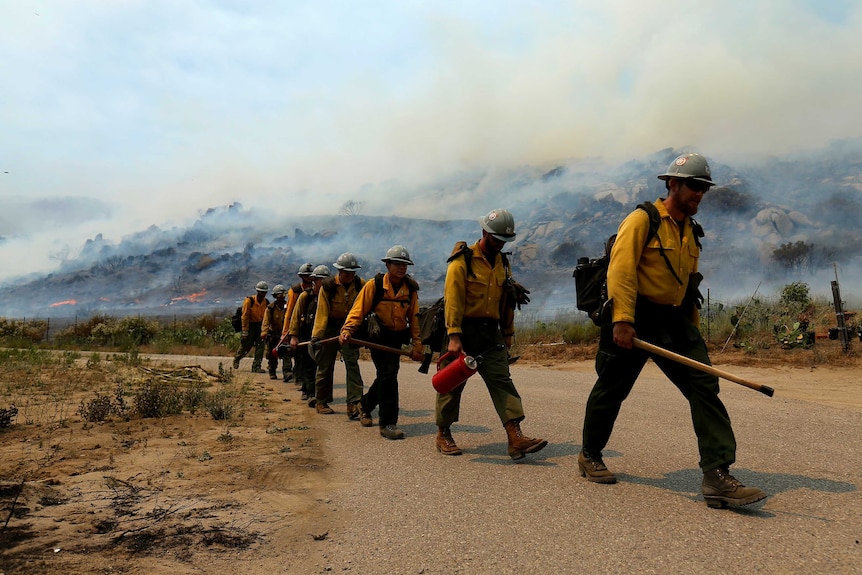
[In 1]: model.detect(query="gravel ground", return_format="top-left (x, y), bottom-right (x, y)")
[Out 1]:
top-left (285, 359), bottom-right (862, 575)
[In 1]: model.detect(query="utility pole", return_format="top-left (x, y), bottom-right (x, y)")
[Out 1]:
top-left (831, 264), bottom-right (850, 353)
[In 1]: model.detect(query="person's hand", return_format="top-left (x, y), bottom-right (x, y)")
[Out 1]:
top-left (410, 344), bottom-right (424, 362)
top-left (310, 336), bottom-right (322, 350)
top-left (447, 333), bottom-right (463, 356)
top-left (504, 335), bottom-right (513, 349)
top-left (612, 322), bottom-right (636, 350)
top-left (338, 331), bottom-right (351, 345)
top-left (289, 336), bottom-right (299, 347)
top-left (241, 330), bottom-right (249, 338)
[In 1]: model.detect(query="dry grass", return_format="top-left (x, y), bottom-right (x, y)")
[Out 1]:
top-left (0, 350), bottom-right (325, 574)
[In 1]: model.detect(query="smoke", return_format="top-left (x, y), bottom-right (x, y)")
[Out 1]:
top-left (2, 1), bottom-right (862, 304)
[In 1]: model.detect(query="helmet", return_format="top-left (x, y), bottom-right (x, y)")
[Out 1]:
top-left (657, 153), bottom-right (716, 186)
top-left (297, 262), bottom-right (315, 277)
top-left (333, 252), bottom-right (362, 271)
top-left (312, 265), bottom-right (331, 278)
top-left (478, 209), bottom-right (516, 242)
top-left (271, 284), bottom-right (287, 296)
top-left (382, 245), bottom-right (414, 265)
top-left (255, 281), bottom-right (269, 292)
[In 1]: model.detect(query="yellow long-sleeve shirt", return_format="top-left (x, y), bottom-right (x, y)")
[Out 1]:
top-left (608, 198), bottom-right (700, 325)
top-left (282, 283), bottom-right (306, 335)
top-left (288, 289), bottom-right (316, 338)
top-left (341, 273), bottom-right (421, 349)
top-left (241, 295), bottom-right (269, 331)
top-left (312, 276), bottom-right (364, 338)
top-left (261, 301), bottom-right (287, 338)
top-left (444, 241), bottom-right (515, 337)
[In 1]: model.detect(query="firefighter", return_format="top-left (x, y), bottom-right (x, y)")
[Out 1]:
top-left (578, 153), bottom-right (767, 509)
top-left (436, 209), bottom-right (547, 460)
top-left (310, 253), bottom-right (365, 415)
top-left (281, 263), bottom-right (316, 384)
top-left (262, 284), bottom-right (288, 380)
top-left (339, 245), bottom-right (424, 439)
top-left (233, 281), bottom-right (270, 373)
top-left (289, 265), bottom-right (330, 402)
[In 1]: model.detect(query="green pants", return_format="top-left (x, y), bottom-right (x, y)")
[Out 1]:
top-left (435, 318), bottom-right (525, 427)
top-left (234, 322), bottom-right (266, 370)
top-left (315, 320), bottom-right (364, 404)
top-left (582, 301), bottom-right (736, 472)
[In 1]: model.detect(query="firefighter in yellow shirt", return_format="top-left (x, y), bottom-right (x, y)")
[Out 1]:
top-left (310, 253), bottom-right (365, 415)
top-left (339, 246), bottom-right (424, 440)
top-left (435, 209), bottom-right (547, 460)
top-left (578, 153), bottom-right (767, 510)
top-left (232, 281), bottom-right (270, 373)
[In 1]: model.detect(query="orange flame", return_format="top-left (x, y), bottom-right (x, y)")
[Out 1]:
top-left (49, 299), bottom-right (77, 307)
top-left (170, 289), bottom-right (208, 304)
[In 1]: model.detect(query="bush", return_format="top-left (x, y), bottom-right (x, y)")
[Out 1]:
top-left (79, 394), bottom-right (114, 422)
top-left (0, 317), bottom-right (48, 345)
top-left (133, 380), bottom-right (184, 418)
top-left (0, 405), bottom-right (18, 428)
top-left (204, 389), bottom-right (236, 421)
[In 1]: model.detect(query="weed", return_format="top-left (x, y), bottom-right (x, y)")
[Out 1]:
top-left (0, 404), bottom-right (18, 428)
top-left (79, 394), bottom-right (114, 422)
top-left (205, 389), bottom-right (236, 421)
top-left (183, 380), bottom-right (208, 413)
top-left (133, 380), bottom-right (184, 418)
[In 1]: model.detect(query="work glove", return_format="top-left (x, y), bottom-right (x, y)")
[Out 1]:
top-left (310, 336), bottom-right (322, 351)
top-left (241, 330), bottom-right (249, 338)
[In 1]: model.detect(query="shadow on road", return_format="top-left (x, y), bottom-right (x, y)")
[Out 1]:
top-left (616, 467), bottom-right (856, 516)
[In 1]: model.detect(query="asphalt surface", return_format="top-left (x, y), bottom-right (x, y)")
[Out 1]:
top-left (284, 358), bottom-right (861, 575)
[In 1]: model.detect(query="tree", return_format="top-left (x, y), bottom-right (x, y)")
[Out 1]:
top-left (771, 241), bottom-right (812, 275)
top-left (339, 200), bottom-right (363, 216)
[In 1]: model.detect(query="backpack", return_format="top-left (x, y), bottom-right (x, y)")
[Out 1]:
top-left (230, 296), bottom-right (254, 332)
top-left (416, 297), bottom-right (445, 351)
top-left (573, 202), bottom-right (663, 326)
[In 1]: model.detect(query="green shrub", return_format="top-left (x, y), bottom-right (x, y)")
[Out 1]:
top-left (184, 380), bottom-right (209, 413)
top-left (0, 317), bottom-right (48, 345)
top-left (133, 380), bottom-right (184, 418)
top-left (204, 389), bottom-right (236, 421)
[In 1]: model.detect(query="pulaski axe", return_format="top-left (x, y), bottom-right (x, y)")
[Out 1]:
top-left (347, 337), bottom-right (412, 357)
top-left (632, 338), bottom-right (774, 397)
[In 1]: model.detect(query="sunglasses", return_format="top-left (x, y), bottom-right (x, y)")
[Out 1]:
top-left (684, 179), bottom-right (711, 193)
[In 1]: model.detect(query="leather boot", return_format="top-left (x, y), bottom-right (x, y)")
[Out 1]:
top-left (702, 467), bottom-right (767, 508)
top-left (435, 427), bottom-right (463, 456)
top-left (578, 449), bottom-right (616, 484)
top-left (346, 402), bottom-right (360, 421)
top-left (380, 425), bottom-right (404, 440)
top-left (315, 402), bottom-right (334, 414)
top-left (503, 419), bottom-right (548, 460)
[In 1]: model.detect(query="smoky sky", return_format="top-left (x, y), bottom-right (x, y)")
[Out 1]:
top-left (1, 0), bottom-right (862, 283)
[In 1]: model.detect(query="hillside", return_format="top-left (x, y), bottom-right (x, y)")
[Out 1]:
top-left (2, 145), bottom-right (861, 319)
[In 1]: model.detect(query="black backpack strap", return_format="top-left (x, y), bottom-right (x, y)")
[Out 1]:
top-left (371, 273), bottom-right (386, 309)
top-left (636, 201), bottom-right (683, 286)
top-left (690, 218), bottom-right (704, 250)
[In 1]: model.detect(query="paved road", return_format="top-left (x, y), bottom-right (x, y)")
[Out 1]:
top-left (280, 357), bottom-right (861, 575)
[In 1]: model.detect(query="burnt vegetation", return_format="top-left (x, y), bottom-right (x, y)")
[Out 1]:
top-left (1, 146), bottom-right (861, 319)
